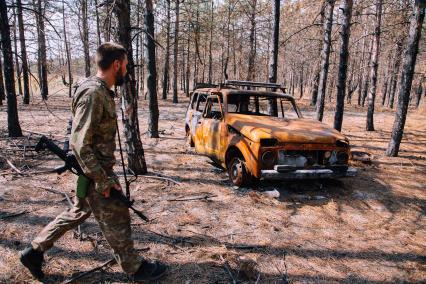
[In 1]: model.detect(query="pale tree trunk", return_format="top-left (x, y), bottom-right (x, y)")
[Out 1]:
top-left (386, 0), bottom-right (425, 157)
top-left (145, 0), bottom-right (159, 138)
top-left (35, 0), bottom-right (48, 100)
top-left (315, 0), bottom-right (335, 121)
top-left (185, 34), bottom-right (190, 95)
top-left (16, 0), bottom-right (30, 104)
top-left (80, 0), bottom-right (90, 77)
top-left (162, 0), bottom-right (171, 100)
top-left (114, 0), bottom-right (147, 174)
top-left (246, 0), bottom-right (257, 82)
top-left (12, 7), bottom-right (22, 97)
top-left (366, 0), bottom-right (383, 131)
top-left (207, 0), bottom-right (213, 83)
top-left (268, 0), bottom-right (280, 116)
top-left (172, 0), bottom-right (180, 103)
top-left (334, 0), bottom-right (353, 131)
top-left (62, 0), bottom-right (72, 97)
top-left (0, 0), bottom-right (22, 136)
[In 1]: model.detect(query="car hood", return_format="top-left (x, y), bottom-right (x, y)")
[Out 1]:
top-left (226, 114), bottom-right (347, 144)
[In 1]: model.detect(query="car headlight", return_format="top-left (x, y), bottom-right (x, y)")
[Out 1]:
top-left (262, 151), bottom-right (276, 166)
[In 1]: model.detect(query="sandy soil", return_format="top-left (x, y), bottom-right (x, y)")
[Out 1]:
top-left (0, 91), bottom-right (425, 284)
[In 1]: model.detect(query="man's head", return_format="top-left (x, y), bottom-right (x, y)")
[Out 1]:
top-left (96, 42), bottom-right (128, 86)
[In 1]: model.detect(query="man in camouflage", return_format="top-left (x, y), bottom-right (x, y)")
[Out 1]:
top-left (20, 42), bottom-right (166, 281)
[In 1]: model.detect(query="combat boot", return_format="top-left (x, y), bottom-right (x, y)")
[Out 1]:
top-left (20, 247), bottom-right (45, 280)
top-left (132, 260), bottom-right (167, 282)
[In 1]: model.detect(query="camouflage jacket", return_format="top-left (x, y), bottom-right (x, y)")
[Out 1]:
top-left (70, 77), bottom-right (118, 194)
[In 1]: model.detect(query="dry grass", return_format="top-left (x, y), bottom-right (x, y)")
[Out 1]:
top-left (0, 90), bottom-right (425, 283)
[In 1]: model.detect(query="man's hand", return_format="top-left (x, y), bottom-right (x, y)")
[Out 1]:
top-left (103, 183), bottom-right (122, 198)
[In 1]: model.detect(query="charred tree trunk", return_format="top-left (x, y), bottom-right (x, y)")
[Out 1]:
top-left (172, 0), bottom-right (180, 103)
top-left (35, 0), bottom-right (48, 100)
top-left (0, 0), bottom-right (22, 136)
top-left (162, 0), bottom-right (170, 100)
top-left (62, 0), bottom-right (73, 97)
top-left (388, 40), bottom-right (403, 109)
top-left (315, 0), bottom-right (335, 121)
top-left (16, 0), bottom-right (30, 104)
top-left (361, 39), bottom-right (373, 107)
top-left (114, 0), bottom-right (147, 174)
top-left (145, 0), bottom-right (159, 137)
top-left (0, 55), bottom-right (5, 105)
top-left (80, 0), bottom-right (90, 77)
top-left (246, 0), bottom-right (257, 82)
top-left (414, 79), bottom-right (423, 108)
top-left (268, 0), bottom-right (280, 116)
top-left (334, 0), bottom-right (353, 131)
top-left (311, 1), bottom-right (326, 106)
top-left (94, 0), bottom-right (101, 46)
top-left (386, 1), bottom-right (425, 157)
top-left (366, 0), bottom-right (383, 131)
top-left (185, 34), bottom-right (190, 95)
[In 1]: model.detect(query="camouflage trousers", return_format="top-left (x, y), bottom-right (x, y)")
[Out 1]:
top-left (31, 183), bottom-right (141, 274)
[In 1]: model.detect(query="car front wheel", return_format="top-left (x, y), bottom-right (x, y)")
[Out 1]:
top-left (228, 157), bottom-right (251, 187)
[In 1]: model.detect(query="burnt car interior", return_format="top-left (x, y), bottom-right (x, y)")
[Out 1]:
top-left (203, 95), bottom-right (223, 120)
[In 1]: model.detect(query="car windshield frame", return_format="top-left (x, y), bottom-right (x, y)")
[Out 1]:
top-left (225, 92), bottom-right (302, 119)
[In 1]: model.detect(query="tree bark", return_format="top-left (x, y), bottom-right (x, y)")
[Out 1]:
top-left (414, 78), bottom-right (423, 108)
top-left (145, 0), bottom-right (159, 138)
top-left (172, 0), bottom-right (180, 103)
top-left (268, 0), bottom-right (280, 116)
top-left (333, 0), bottom-right (353, 131)
top-left (94, 0), bottom-right (101, 46)
top-left (62, 0), bottom-right (73, 98)
top-left (12, 8), bottom-right (22, 97)
top-left (114, 0), bottom-right (147, 174)
top-left (386, 1), bottom-right (425, 157)
top-left (315, 0), bottom-right (335, 121)
top-left (366, 0), bottom-right (383, 131)
top-left (388, 39), bottom-right (403, 109)
top-left (35, 0), bottom-right (48, 100)
top-left (246, 0), bottom-right (257, 82)
top-left (16, 0), bottom-right (30, 104)
top-left (207, 0), bottom-right (213, 83)
top-left (0, 54), bottom-right (5, 106)
top-left (162, 0), bottom-right (171, 100)
top-left (80, 0), bottom-right (90, 77)
top-left (0, 0), bottom-right (22, 137)
top-left (311, 1), bottom-right (326, 106)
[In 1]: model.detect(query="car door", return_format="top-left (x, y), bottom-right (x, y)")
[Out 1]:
top-left (200, 94), bottom-right (225, 160)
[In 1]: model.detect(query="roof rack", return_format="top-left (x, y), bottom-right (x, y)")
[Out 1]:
top-left (223, 80), bottom-right (286, 93)
top-left (193, 82), bottom-right (218, 90)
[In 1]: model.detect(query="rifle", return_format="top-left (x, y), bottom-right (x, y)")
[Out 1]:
top-left (35, 135), bottom-right (149, 222)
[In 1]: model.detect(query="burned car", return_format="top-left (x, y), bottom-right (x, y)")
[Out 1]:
top-left (185, 81), bottom-right (356, 186)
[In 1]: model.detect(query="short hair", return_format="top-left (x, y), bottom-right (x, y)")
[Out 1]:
top-left (95, 42), bottom-right (127, 70)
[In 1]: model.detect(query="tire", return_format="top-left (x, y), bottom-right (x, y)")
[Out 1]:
top-left (227, 156), bottom-right (251, 187)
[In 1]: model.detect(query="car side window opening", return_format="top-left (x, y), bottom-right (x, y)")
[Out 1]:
top-left (195, 93), bottom-right (208, 112)
top-left (190, 92), bottom-right (198, 109)
top-left (203, 95), bottom-right (223, 120)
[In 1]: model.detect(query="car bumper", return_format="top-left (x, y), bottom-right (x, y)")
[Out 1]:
top-left (261, 167), bottom-right (357, 180)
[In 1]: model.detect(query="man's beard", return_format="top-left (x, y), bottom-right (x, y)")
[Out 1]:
top-left (115, 69), bottom-right (125, 86)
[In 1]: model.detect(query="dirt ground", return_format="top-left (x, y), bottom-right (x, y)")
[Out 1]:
top-left (0, 90), bottom-right (425, 284)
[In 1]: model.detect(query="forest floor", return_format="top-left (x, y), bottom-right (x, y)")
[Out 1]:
top-left (0, 90), bottom-right (425, 284)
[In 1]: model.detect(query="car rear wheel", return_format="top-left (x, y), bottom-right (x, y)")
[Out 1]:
top-left (228, 157), bottom-right (251, 187)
